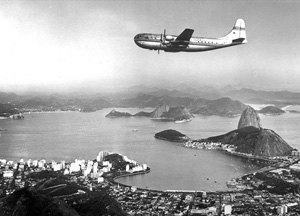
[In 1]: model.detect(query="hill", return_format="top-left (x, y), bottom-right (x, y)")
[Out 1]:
top-left (106, 105), bottom-right (193, 122)
top-left (224, 88), bottom-right (300, 107)
top-left (155, 129), bottom-right (191, 142)
top-left (0, 187), bottom-right (80, 216)
top-left (203, 126), bottom-right (293, 157)
top-left (105, 109), bottom-right (132, 117)
top-left (258, 106), bottom-right (285, 115)
top-left (238, 106), bottom-right (261, 129)
top-left (191, 97), bottom-right (247, 117)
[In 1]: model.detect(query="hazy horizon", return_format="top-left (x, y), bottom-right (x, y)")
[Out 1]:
top-left (1, 0), bottom-right (300, 93)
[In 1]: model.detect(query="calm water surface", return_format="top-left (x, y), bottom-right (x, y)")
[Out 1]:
top-left (0, 107), bottom-right (300, 191)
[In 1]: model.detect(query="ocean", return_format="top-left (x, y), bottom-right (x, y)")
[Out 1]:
top-left (0, 106), bottom-right (300, 191)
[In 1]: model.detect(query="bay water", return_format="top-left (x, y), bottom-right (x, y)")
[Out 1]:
top-left (0, 107), bottom-right (300, 191)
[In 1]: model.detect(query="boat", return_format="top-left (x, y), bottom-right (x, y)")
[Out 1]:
top-left (0, 128), bottom-right (7, 131)
top-left (175, 118), bottom-right (192, 124)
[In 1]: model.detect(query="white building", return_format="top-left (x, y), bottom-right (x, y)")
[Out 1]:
top-left (97, 151), bottom-right (108, 162)
top-left (132, 165), bottom-right (143, 173)
top-left (102, 161), bottom-right (110, 166)
top-left (53, 164), bottom-right (62, 171)
top-left (224, 205), bottom-right (232, 215)
top-left (61, 160), bottom-right (66, 169)
top-left (32, 160), bottom-right (38, 167)
top-left (83, 169), bottom-right (91, 177)
top-left (131, 186), bottom-right (137, 192)
top-left (38, 161), bottom-right (45, 168)
top-left (64, 169), bottom-right (70, 175)
top-left (101, 167), bottom-right (110, 173)
top-left (70, 162), bottom-right (81, 173)
top-left (93, 165), bottom-right (98, 174)
top-left (51, 160), bottom-right (57, 168)
top-left (27, 159), bottom-right (32, 167)
top-left (3, 170), bottom-right (13, 178)
top-left (0, 159), bottom-right (7, 164)
top-left (97, 177), bottom-right (104, 183)
top-left (277, 205), bottom-right (288, 215)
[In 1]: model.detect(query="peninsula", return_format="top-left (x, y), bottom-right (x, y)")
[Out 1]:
top-left (155, 106), bottom-right (293, 157)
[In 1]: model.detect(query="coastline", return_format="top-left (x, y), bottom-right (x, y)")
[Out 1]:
top-left (105, 168), bottom-right (159, 191)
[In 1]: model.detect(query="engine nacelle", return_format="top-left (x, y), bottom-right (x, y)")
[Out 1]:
top-left (165, 35), bottom-right (175, 41)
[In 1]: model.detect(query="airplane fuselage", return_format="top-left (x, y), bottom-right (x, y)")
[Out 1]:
top-left (134, 34), bottom-right (239, 52)
top-left (134, 19), bottom-right (247, 53)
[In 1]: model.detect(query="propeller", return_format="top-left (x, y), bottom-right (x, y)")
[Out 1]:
top-left (158, 29), bottom-right (166, 54)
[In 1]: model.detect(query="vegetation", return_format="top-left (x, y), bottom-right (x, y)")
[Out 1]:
top-left (155, 129), bottom-right (190, 142)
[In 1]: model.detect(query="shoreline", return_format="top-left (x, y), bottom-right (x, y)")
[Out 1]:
top-left (106, 168), bottom-right (227, 194)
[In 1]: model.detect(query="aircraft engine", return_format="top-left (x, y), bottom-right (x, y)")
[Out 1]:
top-left (165, 35), bottom-right (174, 41)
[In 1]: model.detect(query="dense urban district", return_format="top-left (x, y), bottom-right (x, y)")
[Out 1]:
top-left (2, 148), bottom-right (300, 216)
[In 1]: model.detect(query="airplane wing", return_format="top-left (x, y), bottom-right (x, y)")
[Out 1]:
top-left (175, 28), bottom-right (194, 42)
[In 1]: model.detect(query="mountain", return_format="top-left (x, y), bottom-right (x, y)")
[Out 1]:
top-left (105, 109), bottom-right (132, 117)
top-left (204, 126), bottom-right (293, 157)
top-left (160, 106), bottom-right (193, 121)
top-left (0, 92), bottom-right (24, 104)
top-left (258, 106), bottom-right (285, 115)
top-left (72, 193), bottom-right (127, 216)
top-left (238, 106), bottom-right (261, 129)
top-left (0, 103), bottom-right (20, 117)
top-left (80, 98), bottom-right (112, 112)
top-left (0, 187), bottom-right (80, 216)
top-left (119, 93), bottom-right (195, 108)
top-left (147, 104), bottom-right (170, 118)
top-left (155, 104), bottom-right (293, 157)
top-left (124, 85), bottom-right (161, 94)
top-left (205, 105), bottom-right (292, 157)
top-left (106, 104), bottom-right (193, 121)
top-left (191, 97), bottom-right (247, 117)
top-left (155, 129), bottom-right (191, 142)
top-left (146, 84), bottom-right (222, 100)
top-left (136, 104), bottom-right (193, 121)
top-left (225, 88), bottom-right (300, 107)
top-left (0, 87), bottom-right (254, 116)
top-left (219, 85), bottom-right (237, 93)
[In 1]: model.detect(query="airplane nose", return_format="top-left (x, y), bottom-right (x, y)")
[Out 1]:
top-left (134, 36), bottom-right (143, 47)
top-left (134, 40), bottom-right (143, 47)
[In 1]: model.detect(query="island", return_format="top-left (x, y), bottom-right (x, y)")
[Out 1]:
top-left (106, 104), bottom-right (193, 122)
top-left (258, 105), bottom-right (285, 115)
top-left (105, 109), bottom-right (132, 117)
top-left (155, 129), bottom-right (191, 142)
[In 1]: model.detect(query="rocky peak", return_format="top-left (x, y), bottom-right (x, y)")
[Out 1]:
top-left (238, 106), bottom-right (261, 129)
top-left (150, 104), bottom-right (170, 118)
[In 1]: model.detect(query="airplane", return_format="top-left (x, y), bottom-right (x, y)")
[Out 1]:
top-left (134, 19), bottom-right (247, 53)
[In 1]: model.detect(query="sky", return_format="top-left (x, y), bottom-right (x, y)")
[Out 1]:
top-left (1, 0), bottom-right (300, 93)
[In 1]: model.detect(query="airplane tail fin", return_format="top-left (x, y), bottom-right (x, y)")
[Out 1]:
top-left (222, 19), bottom-right (247, 44)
